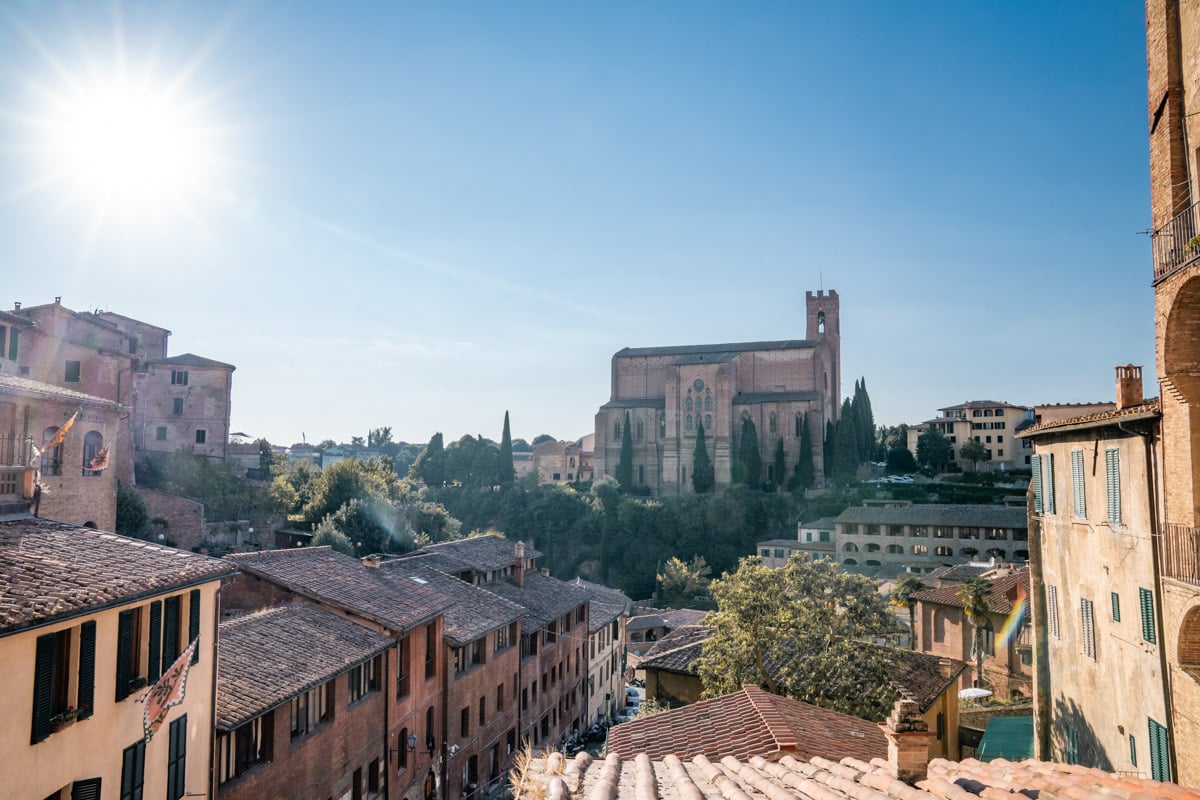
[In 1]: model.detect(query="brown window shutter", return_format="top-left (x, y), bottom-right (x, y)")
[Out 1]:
top-left (77, 620), bottom-right (96, 719)
top-left (31, 632), bottom-right (55, 743)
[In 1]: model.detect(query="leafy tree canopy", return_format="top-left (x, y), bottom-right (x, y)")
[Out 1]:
top-left (531, 434), bottom-right (557, 446)
top-left (311, 516), bottom-right (355, 556)
top-left (658, 555), bottom-right (712, 607)
top-left (916, 428), bottom-right (953, 472)
top-left (697, 555), bottom-right (900, 720)
top-left (959, 439), bottom-right (989, 471)
top-left (116, 480), bottom-right (149, 538)
top-left (692, 422), bottom-right (714, 494)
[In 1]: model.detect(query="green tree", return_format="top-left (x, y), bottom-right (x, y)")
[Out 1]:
top-left (959, 439), bottom-right (989, 472)
top-left (793, 412), bottom-right (815, 490)
top-left (616, 411), bottom-right (634, 490)
top-left (311, 516), bottom-right (355, 555)
top-left (302, 458), bottom-right (393, 526)
top-left (350, 436), bottom-right (365, 447)
top-left (885, 446), bottom-right (917, 474)
top-left (498, 411), bottom-right (515, 488)
top-left (692, 422), bottom-right (714, 494)
top-left (368, 426), bottom-right (393, 448)
top-left (916, 428), bottom-right (953, 472)
top-left (958, 577), bottom-right (993, 687)
top-left (891, 576), bottom-right (926, 650)
top-left (532, 434), bottom-right (557, 446)
top-left (830, 400), bottom-right (859, 483)
top-left (697, 555), bottom-right (899, 720)
top-left (328, 496), bottom-right (394, 555)
top-left (772, 438), bottom-right (786, 490)
top-left (657, 555), bottom-right (712, 607)
top-left (116, 480), bottom-right (149, 538)
top-left (823, 420), bottom-right (835, 480)
top-left (735, 417), bottom-right (762, 487)
top-left (409, 432), bottom-right (447, 487)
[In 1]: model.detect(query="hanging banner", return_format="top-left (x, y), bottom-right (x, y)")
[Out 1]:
top-left (143, 637), bottom-right (199, 744)
top-left (42, 409), bottom-right (80, 451)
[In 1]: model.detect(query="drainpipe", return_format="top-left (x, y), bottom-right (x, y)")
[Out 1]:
top-left (1027, 478), bottom-right (1051, 760)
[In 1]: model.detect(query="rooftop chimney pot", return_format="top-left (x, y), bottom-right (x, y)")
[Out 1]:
top-left (13, 302), bottom-right (20, 310)
top-left (1115, 364), bottom-right (1143, 411)
top-left (880, 698), bottom-right (934, 785)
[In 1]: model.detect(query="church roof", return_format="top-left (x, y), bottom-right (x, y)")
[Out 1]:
top-left (732, 391), bottom-right (819, 404)
top-left (615, 340), bottom-right (817, 360)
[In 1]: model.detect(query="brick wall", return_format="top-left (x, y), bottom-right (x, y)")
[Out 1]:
top-left (136, 487), bottom-right (205, 550)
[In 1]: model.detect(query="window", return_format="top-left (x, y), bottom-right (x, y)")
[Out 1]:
top-left (1106, 448), bottom-right (1122, 525)
top-left (397, 637), bottom-right (410, 698)
top-left (760, 548), bottom-right (770, 557)
top-left (1081, 599), bottom-right (1096, 660)
top-left (31, 621), bottom-right (96, 744)
top-left (425, 625), bottom-right (437, 678)
top-left (82, 431), bottom-right (104, 476)
top-left (461, 706), bottom-right (470, 738)
top-left (171, 370), bottom-right (188, 385)
top-left (41, 427), bottom-right (63, 476)
top-left (1111, 592), bottom-right (1121, 622)
top-left (769, 413), bottom-right (777, 434)
top-left (1070, 449), bottom-right (1086, 519)
top-left (1140, 587), bottom-right (1157, 644)
top-left (173, 398), bottom-right (184, 416)
top-left (167, 714), bottom-right (187, 800)
top-left (121, 740), bottom-right (145, 800)
top-left (636, 420), bottom-right (644, 441)
top-left (116, 608), bottom-right (144, 702)
top-left (934, 546), bottom-right (952, 556)
top-left (774, 548), bottom-right (785, 559)
top-left (426, 706), bottom-right (436, 751)
top-left (398, 727), bottom-right (409, 769)
top-left (1149, 718), bottom-right (1171, 782)
top-left (291, 682), bottom-right (331, 739)
top-left (65, 360), bottom-right (81, 383)
top-left (217, 716), bottom-right (271, 785)
top-left (349, 655), bottom-right (381, 702)
top-left (1032, 454), bottom-right (1044, 513)
top-left (496, 684), bottom-right (504, 712)
top-left (155, 426), bottom-right (167, 441)
top-left (7, 326), bottom-right (16, 360)
top-left (195, 429), bottom-right (207, 445)
top-left (479, 696), bottom-right (486, 726)
top-left (1047, 585), bottom-right (1060, 639)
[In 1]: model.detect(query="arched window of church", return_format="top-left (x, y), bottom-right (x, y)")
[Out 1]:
top-left (705, 394), bottom-right (712, 411)
top-left (817, 311), bottom-right (826, 333)
top-left (82, 431), bottom-right (104, 477)
top-left (685, 396), bottom-right (693, 412)
top-left (636, 420), bottom-right (644, 441)
top-left (685, 415), bottom-right (693, 431)
top-left (795, 414), bottom-right (803, 437)
top-left (614, 419), bottom-right (621, 438)
top-left (769, 413), bottom-right (777, 434)
top-left (659, 417), bottom-right (666, 438)
top-left (705, 414), bottom-right (712, 430)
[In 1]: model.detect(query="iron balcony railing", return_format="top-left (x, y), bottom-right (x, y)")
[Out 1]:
top-left (1152, 200), bottom-right (1200, 283)
top-left (0, 434), bottom-right (33, 467)
top-left (1161, 523), bottom-right (1200, 586)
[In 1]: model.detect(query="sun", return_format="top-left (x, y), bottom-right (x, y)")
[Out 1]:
top-left (34, 71), bottom-right (219, 230)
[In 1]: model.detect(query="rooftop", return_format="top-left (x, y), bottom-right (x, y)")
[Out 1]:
top-left (0, 516), bottom-right (232, 635)
top-left (154, 352), bottom-right (236, 370)
top-left (637, 625), bottom-right (713, 675)
top-left (487, 572), bottom-right (593, 630)
top-left (937, 400), bottom-right (1031, 412)
top-left (0, 374), bottom-right (125, 411)
top-left (1017, 398), bottom-right (1161, 438)
top-left (571, 577), bottom-right (633, 632)
top-left (413, 534), bottom-right (543, 573)
top-left (216, 603), bottom-right (392, 729)
top-left (226, 547), bottom-right (450, 632)
top-left (517, 750), bottom-right (1200, 800)
top-left (615, 340), bottom-right (817, 360)
top-left (380, 556), bottom-right (524, 646)
top-left (912, 571), bottom-right (1029, 616)
top-left (605, 685), bottom-right (887, 763)
top-left (835, 504), bottom-right (1028, 529)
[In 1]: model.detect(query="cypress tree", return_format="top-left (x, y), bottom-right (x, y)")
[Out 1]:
top-left (616, 411), bottom-right (634, 490)
top-left (738, 417), bottom-right (762, 487)
top-left (773, 438), bottom-right (786, 490)
top-left (498, 411), bottom-right (515, 488)
top-left (409, 432), bottom-right (446, 487)
top-left (823, 420), bottom-right (835, 479)
top-left (796, 412), bottom-right (815, 489)
top-left (692, 422), bottom-right (714, 493)
top-left (832, 399), bottom-right (859, 483)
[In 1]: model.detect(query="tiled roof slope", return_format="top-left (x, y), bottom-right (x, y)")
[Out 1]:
top-left (615, 340), bottom-right (815, 358)
top-left (520, 750), bottom-right (1200, 800)
top-left (0, 516), bottom-right (232, 634)
top-left (380, 557), bottom-right (523, 646)
top-left (572, 578), bottom-right (633, 631)
top-left (413, 534), bottom-right (542, 572)
top-left (606, 686), bottom-right (887, 763)
top-left (835, 504), bottom-right (1027, 528)
top-left (155, 353), bottom-right (235, 369)
top-left (486, 572), bottom-right (592, 629)
top-left (226, 547), bottom-right (450, 631)
top-left (217, 603), bottom-right (391, 729)
top-left (1018, 398), bottom-right (1160, 437)
top-left (638, 625), bottom-right (713, 675)
top-left (871, 645), bottom-right (966, 713)
top-left (912, 571), bottom-right (1029, 616)
top-left (0, 375), bottom-right (124, 410)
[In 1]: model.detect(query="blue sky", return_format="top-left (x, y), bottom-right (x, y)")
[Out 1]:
top-left (0, 2), bottom-right (1154, 446)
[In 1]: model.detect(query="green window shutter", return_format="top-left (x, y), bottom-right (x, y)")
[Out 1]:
top-left (1044, 453), bottom-right (1056, 514)
top-left (31, 632), bottom-right (55, 743)
top-left (77, 620), bottom-right (96, 720)
top-left (1130, 733), bottom-right (1137, 767)
top-left (1149, 718), bottom-right (1171, 782)
top-left (148, 601), bottom-right (162, 682)
top-left (188, 589), bottom-right (200, 665)
top-left (163, 595), bottom-right (181, 672)
top-left (1081, 599), bottom-right (1095, 660)
top-left (1111, 592), bottom-right (1121, 623)
top-left (1031, 455), bottom-right (1043, 513)
top-left (1140, 587), bottom-right (1157, 644)
top-left (9, 328), bottom-right (18, 361)
top-left (116, 610), bottom-right (134, 701)
top-left (1106, 448), bottom-right (1122, 525)
top-left (1071, 449), bottom-right (1086, 518)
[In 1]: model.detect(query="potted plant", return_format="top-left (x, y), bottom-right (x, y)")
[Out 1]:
top-left (49, 705), bottom-right (86, 732)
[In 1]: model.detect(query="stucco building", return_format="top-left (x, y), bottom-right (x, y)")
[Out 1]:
top-left (906, 401), bottom-right (1034, 472)
top-left (0, 514), bottom-right (231, 800)
top-left (572, 578), bottom-right (632, 725)
top-left (593, 290), bottom-right (841, 494)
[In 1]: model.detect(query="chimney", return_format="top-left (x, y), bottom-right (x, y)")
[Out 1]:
top-left (13, 302), bottom-right (20, 310)
top-left (514, 541), bottom-right (526, 587)
top-left (880, 699), bottom-right (935, 785)
top-left (1115, 364), bottom-right (1143, 410)
top-left (54, 296), bottom-right (61, 304)
top-left (362, 555), bottom-right (381, 568)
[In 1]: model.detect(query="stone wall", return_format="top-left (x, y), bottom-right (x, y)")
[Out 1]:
top-left (136, 487), bottom-right (205, 551)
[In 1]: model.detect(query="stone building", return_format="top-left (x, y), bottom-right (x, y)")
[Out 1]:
top-left (757, 516), bottom-right (837, 566)
top-left (132, 353), bottom-right (235, 461)
top-left (905, 401), bottom-right (1034, 472)
top-left (0, 514), bottom-right (231, 800)
top-left (593, 290), bottom-right (841, 494)
top-left (572, 578), bottom-right (632, 725)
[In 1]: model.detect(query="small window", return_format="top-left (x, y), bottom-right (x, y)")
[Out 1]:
top-left (173, 398), bottom-right (184, 416)
top-left (461, 706), bottom-right (469, 738)
top-left (195, 429), bottom-right (207, 445)
top-left (1071, 449), bottom-right (1086, 519)
top-left (155, 426), bottom-right (167, 441)
top-left (1111, 592), bottom-right (1121, 623)
top-left (1081, 599), bottom-right (1096, 660)
top-left (167, 714), bottom-right (187, 800)
top-left (171, 370), bottom-right (189, 386)
top-left (121, 739), bottom-right (146, 800)
top-left (1048, 585), bottom-right (1060, 638)
top-left (65, 360), bottom-right (81, 383)
top-left (1106, 448), bottom-right (1122, 525)
top-left (1140, 587), bottom-right (1157, 644)
top-left (82, 431), bottom-right (104, 476)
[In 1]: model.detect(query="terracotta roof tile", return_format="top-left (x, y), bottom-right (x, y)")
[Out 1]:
top-left (413, 534), bottom-right (543, 572)
top-left (0, 516), bottom-right (232, 634)
top-left (571, 577), bottom-right (633, 631)
top-left (1019, 399), bottom-right (1161, 437)
top-left (216, 603), bottom-right (392, 729)
top-left (485, 572), bottom-right (592, 629)
top-left (911, 572), bottom-right (1028, 616)
top-left (378, 556), bottom-right (524, 646)
top-left (0, 375), bottom-right (124, 410)
top-left (605, 686), bottom-right (887, 763)
top-left (638, 625), bottom-right (713, 675)
top-left (226, 547), bottom-right (450, 631)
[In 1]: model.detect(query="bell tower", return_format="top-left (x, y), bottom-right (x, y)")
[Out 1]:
top-left (806, 289), bottom-right (841, 425)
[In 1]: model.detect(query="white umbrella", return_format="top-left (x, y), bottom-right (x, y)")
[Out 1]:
top-left (958, 687), bottom-right (993, 700)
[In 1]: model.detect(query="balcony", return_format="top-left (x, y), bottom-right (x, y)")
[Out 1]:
top-left (1161, 523), bottom-right (1200, 586)
top-left (1152, 201), bottom-right (1200, 283)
